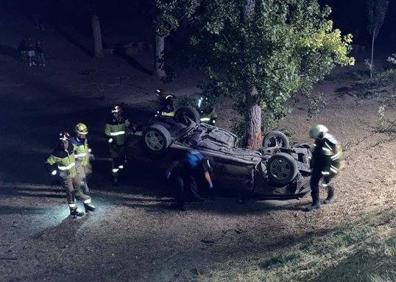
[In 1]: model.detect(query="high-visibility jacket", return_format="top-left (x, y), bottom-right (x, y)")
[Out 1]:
top-left (200, 109), bottom-right (217, 125)
top-left (46, 146), bottom-right (77, 179)
top-left (311, 133), bottom-right (343, 176)
top-left (70, 137), bottom-right (90, 167)
top-left (105, 116), bottom-right (130, 145)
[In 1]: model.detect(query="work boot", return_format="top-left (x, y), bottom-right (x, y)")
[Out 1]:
top-left (84, 203), bottom-right (96, 212)
top-left (69, 207), bottom-right (84, 218)
top-left (324, 186), bottom-right (335, 204)
top-left (304, 202), bottom-right (321, 211)
top-left (304, 191), bottom-right (321, 211)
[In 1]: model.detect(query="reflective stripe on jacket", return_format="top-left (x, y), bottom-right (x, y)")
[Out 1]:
top-left (70, 137), bottom-right (90, 167)
top-left (46, 147), bottom-right (77, 178)
top-left (105, 116), bottom-right (130, 145)
top-left (311, 133), bottom-right (343, 176)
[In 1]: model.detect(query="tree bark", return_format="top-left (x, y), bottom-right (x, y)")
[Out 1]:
top-left (243, 0), bottom-right (262, 150)
top-left (155, 34), bottom-right (167, 79)
top-left (370, 29), bottom-right (376, 79)
top-left (91, 15), bottom-right (103, 58)
top-left (246, 86), bottom-right (262, 149)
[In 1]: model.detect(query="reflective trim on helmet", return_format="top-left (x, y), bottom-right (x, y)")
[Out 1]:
top-left (118, 165), bottom-right (124, 169)
top-left (112, 168), bottom-right (119, 173)
top-left (322, 183), bottom-right (329, 187)
top-left (321, 171), bottom-right (330, 176)
top-left (200, 117), bottom-right (211, 122)
top-left (109, 131), bottom-right (126, 136)
top-left (58, 163), bottom-right (75, 171)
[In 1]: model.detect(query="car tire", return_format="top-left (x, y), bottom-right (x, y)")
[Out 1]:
top-left (174, 106), bottom-right (200, 125)
top-left (142, 124), bottom-right (172, 154)
top-left (267, 152), bottom-right (298, 185)
top-left (262, 131), bottom-right (290, 148)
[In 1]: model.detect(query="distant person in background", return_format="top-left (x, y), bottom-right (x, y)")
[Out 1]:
top-left (35, 40), bottom-right (45, 67)
top-left (27, 38), bottom-right (35, 67)
top-left (17, 39), bottom-right (28, 60)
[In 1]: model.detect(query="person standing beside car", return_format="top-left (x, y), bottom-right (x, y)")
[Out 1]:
top-left (105, 105), bottom-right (131, 184)
top-left (166, 150), bottom-right (214, 211)
top-left (306, 124), bottom-right (343, 211)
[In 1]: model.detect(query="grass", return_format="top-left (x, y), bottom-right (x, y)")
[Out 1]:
top-left (202, 208), bottom-right (396, 282)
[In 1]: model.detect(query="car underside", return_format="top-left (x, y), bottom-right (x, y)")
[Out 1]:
top-left (128, 112), bottom-right (312, 199)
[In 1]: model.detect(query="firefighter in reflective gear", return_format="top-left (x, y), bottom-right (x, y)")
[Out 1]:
top-left (46, 132), bottom-right (96, 217)
top-left (197, 96), bottom-right (217, 125)
top-left (155, 89), bottom-right (175, 118)
top-left (105, 105), bottom-right (130, 184)
top-left (70, 123), bottom-right (93, 194)
top-left (307, 124), bottom-right (343, 211)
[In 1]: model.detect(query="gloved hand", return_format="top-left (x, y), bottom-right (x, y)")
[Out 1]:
top-left (108, 138), bottom-right (113, 144)
top-left (51, 170), bottom-right (57, 176)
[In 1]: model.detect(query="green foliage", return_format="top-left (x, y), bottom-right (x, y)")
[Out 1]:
top-left (155, 0), bottom-right (198, 36)
top-left (190, 0), bottom-right (354, 139)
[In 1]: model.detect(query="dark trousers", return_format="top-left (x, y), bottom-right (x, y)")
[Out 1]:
top-left (173, 175), bottom-right (201, 208)
top-left (109, 144), bottom-right (126, 176)
top-left (310, 170), bottom-right (335, 204)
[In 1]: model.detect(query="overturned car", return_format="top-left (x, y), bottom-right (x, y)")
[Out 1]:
top-left (128, 109), bottom-right (312, 199)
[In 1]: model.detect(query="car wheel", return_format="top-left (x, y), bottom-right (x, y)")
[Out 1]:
top-left (267, 152), bottom-right (298, 185)
top-left (262, 131), bottom-right (290, 148)
top-left (142, 124), bottom-right (171, 154)
top-left (174, 106), bottom-right (200, 125)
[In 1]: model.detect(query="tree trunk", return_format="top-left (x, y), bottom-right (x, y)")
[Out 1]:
top-left (370, 30), bottom-right (376, 79)
top-left (155, 34), bottom-right (167, 79)
top-left (246, 86), bottom-right (262, 150)
top-left (91, 15), bottom-right (103, 58)
top-left (243, 0), bottom-right (262, 150)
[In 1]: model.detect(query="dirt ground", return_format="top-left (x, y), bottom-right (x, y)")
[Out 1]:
top-left (0, 13), bottom-right (395, 282)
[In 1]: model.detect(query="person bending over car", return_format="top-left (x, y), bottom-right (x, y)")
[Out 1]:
top-left (166, 150), bottom-right (214, 211)
top-left (306, 124), bottom-right (343, 211)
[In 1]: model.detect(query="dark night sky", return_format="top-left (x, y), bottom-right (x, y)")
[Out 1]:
top-left (1, 0), bottom-right (395, 45)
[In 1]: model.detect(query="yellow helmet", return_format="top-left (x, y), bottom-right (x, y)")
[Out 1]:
top-left (75, 123), bottom-right (88, 135)
top-left (309, 124), bottom-right (328, 139)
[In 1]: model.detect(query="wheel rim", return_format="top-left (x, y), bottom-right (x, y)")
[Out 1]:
top-left (269, 158), bottom-right (292, 181)
top-left (145, 130), bottom-right (165, 151)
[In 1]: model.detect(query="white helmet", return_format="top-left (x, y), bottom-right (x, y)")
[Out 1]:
top-left (309, 124), bottom-right (328, 139)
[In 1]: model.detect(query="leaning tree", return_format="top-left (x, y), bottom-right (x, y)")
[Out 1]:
top-left (190, 0), bottom-right (354, 149)
top-left (367, 0), bottom-right (389, 78)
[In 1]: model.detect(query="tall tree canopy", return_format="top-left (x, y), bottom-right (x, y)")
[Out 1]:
top-left (189, 0), bottom-right (354, 148)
